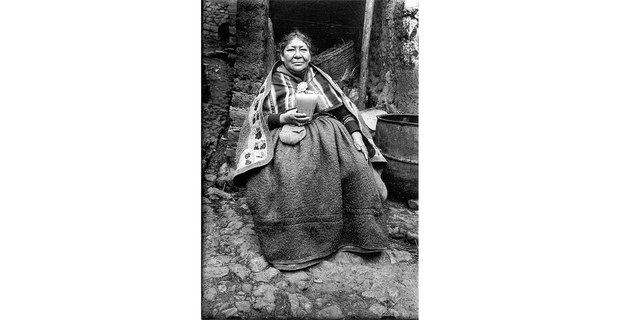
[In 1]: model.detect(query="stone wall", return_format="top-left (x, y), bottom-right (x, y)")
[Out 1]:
top-left (202, 56), bottom-right (234, 189)
top-left (203, 0), bottom-right (238, 52)
top-left (368, 0), bottom-right (419, 114)
top-left (202, 0), bottom-right (271, 179)
top-left (202, 0), bottom-right (240, 191)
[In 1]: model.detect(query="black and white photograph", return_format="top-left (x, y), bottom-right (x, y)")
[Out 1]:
top-left (202, 0), bottom-right (419, 318)
top-left (3, 0), bottom-right (620, 319)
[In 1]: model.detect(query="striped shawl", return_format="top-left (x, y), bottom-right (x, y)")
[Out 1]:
top-left (232, 62), bottom-right (386, 185)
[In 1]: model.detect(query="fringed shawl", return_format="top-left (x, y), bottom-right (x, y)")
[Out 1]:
top-left (232, 62), bottom-right (386, 185)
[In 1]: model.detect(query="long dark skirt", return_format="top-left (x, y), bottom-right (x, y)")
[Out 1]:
top-left (245, 115), bottom-right (389, 270)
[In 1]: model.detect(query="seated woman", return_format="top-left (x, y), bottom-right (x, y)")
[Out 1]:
top-left (232, 30), bottom-right (389, 270)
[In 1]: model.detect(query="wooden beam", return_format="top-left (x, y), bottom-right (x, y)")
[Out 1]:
top-left (265, 17), bottom-right (276, 71)
top-left (357, 0), bottom-right (375, 110)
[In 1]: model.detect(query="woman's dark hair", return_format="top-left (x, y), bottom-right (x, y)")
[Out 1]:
top-left (277, 29), bottom-right (315, 56)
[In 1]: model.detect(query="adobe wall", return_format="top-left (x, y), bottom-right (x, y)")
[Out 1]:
top-left (202, 0), bottom-right (270, 174)
top-left (202, 0), bottom-right (239, 187)
top-left (226, 0), bottom-right (270, 163)
top-left (368, 0), bottom-right (419, 114)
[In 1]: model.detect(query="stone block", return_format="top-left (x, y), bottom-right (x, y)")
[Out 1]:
top-left (369, 303), bottom-right (387, 317)
top-left (203, 266), bottom-right (229, 278)
top-left (221, 307), bottom-right (237, 318)
top-left (230, 263), bottom-right (251, 280)
top-left (234, 46), bottom-right (265, 62)
top-left (235, 301), bottom-right (251, 313)
top-left (226, 53), bottom-right (237, 62)
top-left (207, 187), bottom-right (232, 200)
top-left (204, 287), bottom-right (217, 301)
top-left (233, 79), bottom-right (263, 95)
top-left (206, 255), bottom-right (232, 266)
top-left (241, 283), bottom-right (253, 293)
top-left (288, 293), bottom-right (312, 316)
top-left (229, 105), bottom-right (248, 127)
top-left (283, 271), bottom-right (310, 290)
top-left (249, 256), bottom-right (269, 272)
top-left (225, 147), bottom-right (237, 163)
top-left (252, 284), bottom-right (277, 313)
top-left (316, 305), bottom-right (344, 319)
top-left (253, 267), bottom-right (280, 282)
top-left (234, 63), bottom-right (264, 81)
top-left (227, 127), bottom-right (241, 145)
top-left (231, 91), bottom-right (255, 110)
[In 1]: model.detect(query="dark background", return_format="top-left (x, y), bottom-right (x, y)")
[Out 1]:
top-left (270, 0), bottom-right (366, 53)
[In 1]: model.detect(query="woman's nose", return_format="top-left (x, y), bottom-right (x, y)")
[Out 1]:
top-left (293, 50), bottom-right (302, 58)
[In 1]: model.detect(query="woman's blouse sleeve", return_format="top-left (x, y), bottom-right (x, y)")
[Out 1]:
top-left (266, 113), bottom-right (282, 130)
top-left (328, 104), bottom-right (360, 134)
top-left (262, 91), bottom-right (283, 130)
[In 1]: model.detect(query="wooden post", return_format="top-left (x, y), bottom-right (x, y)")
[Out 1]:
top-left (357, 0), bottom-right (375, 110)
top-left (266, 17), bottom-right (276, 71)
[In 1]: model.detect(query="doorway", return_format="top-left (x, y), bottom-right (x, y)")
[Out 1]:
top-left (269, 0), bottom-right (366, 57)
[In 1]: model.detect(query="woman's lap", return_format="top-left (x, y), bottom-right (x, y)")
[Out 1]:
top-left (245, 116), bottom-right (388, 269)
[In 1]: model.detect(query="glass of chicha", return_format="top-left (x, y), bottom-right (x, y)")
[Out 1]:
top-left (295, 90), bottom-right (318, 119)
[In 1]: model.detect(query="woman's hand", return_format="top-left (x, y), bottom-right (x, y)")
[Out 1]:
top-left (280, 109), bottom-right (310, 126)
top-left (351, 131), bottom-right (368, 161)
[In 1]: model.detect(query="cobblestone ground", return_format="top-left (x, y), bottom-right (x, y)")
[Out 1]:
top-left (202, 188), bottom-right (419, 320)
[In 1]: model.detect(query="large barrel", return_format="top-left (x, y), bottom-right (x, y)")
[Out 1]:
top-left (375, 114), bottom-right (418, 200)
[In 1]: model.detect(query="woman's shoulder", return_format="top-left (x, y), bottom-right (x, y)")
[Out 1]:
top-left (275, 64), bottom-right (287, 73)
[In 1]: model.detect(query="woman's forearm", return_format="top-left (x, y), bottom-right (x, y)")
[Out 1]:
top-left (266, 113), bottom-right (283, 129)
top-left (329, 104), bottom-right (360, 134)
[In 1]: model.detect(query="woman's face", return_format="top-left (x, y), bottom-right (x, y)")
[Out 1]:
top-left (280, 37), bottom-right (311, 75)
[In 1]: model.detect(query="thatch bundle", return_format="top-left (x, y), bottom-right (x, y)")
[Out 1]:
top-left (313, 40), bottom-right (357, 80)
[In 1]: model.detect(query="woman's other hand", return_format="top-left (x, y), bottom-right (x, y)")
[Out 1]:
top-left (280, 109), bottom-right (310, 126)
top-left (351, 131), bottom-right (368, 161)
